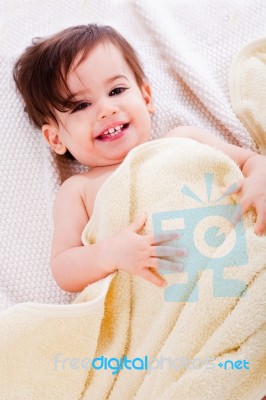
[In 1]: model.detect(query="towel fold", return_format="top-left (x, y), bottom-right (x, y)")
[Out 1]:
top-left (1, 137), bottom-right (265, 400)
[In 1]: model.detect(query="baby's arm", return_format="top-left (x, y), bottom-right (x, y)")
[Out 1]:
top-left (50, 175), bottom-right (115, 292)
top-left (50, 175), bottom-right (185, 293)
top-left (165, 126), bottom-right (257, 168)
top-left (165, 126), bottom-right (266, 234)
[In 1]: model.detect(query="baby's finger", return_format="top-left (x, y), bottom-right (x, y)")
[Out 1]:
top-left (157, 258), bottom-right (184, 272)
top-left (150, 245), bottom-right (188, 258)
top-left (240, 198), bottom-right (253, 215)
top-left (221, 179), bottom-right (243, 196)
top-left (148, 231), bottom-right (180, 245)
top-left (254, 210), bottom-right (266, 236)
top-left (231, 203), bottom-right (244, 226)
top-left (130, 214), bottom-right (147, 232)
top-left (138, 268), bottom-right (166, 288)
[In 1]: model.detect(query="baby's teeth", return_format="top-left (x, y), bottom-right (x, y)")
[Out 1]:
top-left (108, 125), bottom-right (123, 133)
top-left (101, 124), bottom-right (124, 136)
top-left (111, 130), bottom-right (121, 136)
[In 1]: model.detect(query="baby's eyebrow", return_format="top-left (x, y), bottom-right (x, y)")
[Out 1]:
top-left (67, 75), bottom-right (129, 101)
top-left (106, 74), bottom-right (129, 84)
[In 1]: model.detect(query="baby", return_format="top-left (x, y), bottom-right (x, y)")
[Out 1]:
top-left (13, 24), bottom-right (266, 293)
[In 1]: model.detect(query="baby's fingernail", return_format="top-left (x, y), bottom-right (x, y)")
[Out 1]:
top-left (161, 281), bottom-right (167, 287)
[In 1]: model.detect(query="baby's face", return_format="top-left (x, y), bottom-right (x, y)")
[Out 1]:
top-left (43, 42), bottom-right (154, 168)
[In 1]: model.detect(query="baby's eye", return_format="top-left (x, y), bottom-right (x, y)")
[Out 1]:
top-left (109, 87), bottom-right (127, 96)
top-left (72, 102), bottom-right (90, 113)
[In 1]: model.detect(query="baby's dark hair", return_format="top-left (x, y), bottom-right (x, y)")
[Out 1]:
top-left (13, 24), bottom-right (147, 130)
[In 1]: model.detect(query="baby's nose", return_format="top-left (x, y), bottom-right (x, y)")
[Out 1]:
top-left (97, 103), bottom-right (119, 120)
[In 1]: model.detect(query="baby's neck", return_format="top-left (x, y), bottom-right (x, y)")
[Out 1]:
top-left (90, 161), bottom-right (123, 174)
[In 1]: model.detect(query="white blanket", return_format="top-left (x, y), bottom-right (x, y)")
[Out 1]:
top-left (1, 0), bottom-right (266, 308)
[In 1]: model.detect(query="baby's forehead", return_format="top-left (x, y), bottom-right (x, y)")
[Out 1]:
top-left (71, 42), bottom-right (125, 69)
top-left (67, 41), bottom-right (135, 85)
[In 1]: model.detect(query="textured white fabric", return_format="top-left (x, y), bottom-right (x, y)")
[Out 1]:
top-left (1, 0), bottom-right (266, 309)
top-left (230, 37), bottom-right (266, 155)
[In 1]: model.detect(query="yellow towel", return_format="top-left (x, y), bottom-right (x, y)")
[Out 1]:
top-left (0, 138), bottom-right (265, 400)
top-left (230, 38), bottom-right (266, 155)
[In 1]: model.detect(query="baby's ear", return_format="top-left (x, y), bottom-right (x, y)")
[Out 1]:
top-left (42, 124), bottom-right (67, 155)
top-left (141, 83), bottom-right (155, 113)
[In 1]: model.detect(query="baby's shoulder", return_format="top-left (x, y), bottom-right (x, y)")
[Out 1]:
top-left (57, 171), bottom-right (93, 200)
top-left (56, 166), bottom-right (119, 217)
top-left (61, 171), bottom-right (92, 187)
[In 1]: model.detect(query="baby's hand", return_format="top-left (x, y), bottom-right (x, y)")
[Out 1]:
top-left (104, 214), bottom-right (187, 287)
top-left (222, 175), bottom-right (266, 235)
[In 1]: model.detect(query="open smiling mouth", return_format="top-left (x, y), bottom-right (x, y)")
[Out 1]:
top-left (96, 123), bottom-right (130, 141)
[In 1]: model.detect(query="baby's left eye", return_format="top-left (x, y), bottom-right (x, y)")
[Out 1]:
top-left (109, 87), bottom-right (127, 96)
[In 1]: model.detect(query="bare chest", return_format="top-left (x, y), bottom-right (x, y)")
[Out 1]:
top-left (83, 164), bottom-right (120, 217)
